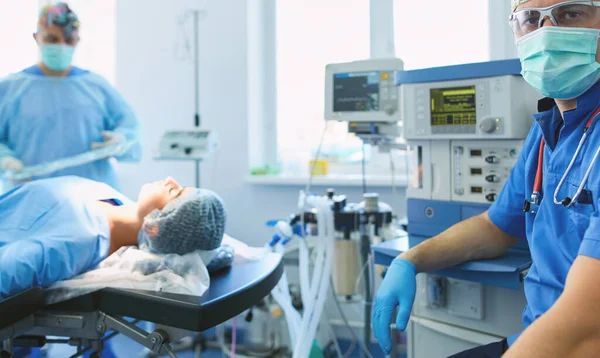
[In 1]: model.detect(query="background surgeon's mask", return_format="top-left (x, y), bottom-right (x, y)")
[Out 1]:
top-left (516, 27), bottom-right (600, 100)
top-left (41, 44), bottom-right (74, 72)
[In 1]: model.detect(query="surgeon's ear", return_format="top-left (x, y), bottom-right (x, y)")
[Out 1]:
top-left (33, 33), bottom-right (38, 42)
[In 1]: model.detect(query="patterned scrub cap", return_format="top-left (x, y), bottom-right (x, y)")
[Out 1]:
top-left (38, 2), bottom-right (80, 41)
top-left (512, 0), bottom-right (531, 11)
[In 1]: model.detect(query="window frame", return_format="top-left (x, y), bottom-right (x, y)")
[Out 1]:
top-left (246, 0), bottom-right (516, 185)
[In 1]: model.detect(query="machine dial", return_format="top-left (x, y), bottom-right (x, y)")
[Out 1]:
top-left (384, 105), bottom-right (396, 116)
top-left (486, 193), bottom-right (497, 202)
top-left (479, 117), bottom-right (498, 134)
top-left (485, 174), bottom-right (501, 183)
top-left (485, 155), bottom-right (500, 164)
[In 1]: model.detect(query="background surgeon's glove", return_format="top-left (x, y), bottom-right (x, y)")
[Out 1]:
top-left (372, 258), bottom-right (417, 355)
top-left (0, 156), bottom-right (24, 172)
top-left (91, 130), bottom-right (126, 150)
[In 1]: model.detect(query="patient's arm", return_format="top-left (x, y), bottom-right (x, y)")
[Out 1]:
top-left (0, 239), bottom-right (85, 299)
top-left (400, 211), bottom-right (519, 273)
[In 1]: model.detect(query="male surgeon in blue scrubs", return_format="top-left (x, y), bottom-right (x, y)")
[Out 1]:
top-left (373, 1), bottom-right (600, 357)
top-left (0, 2), bottom-right (141, 191)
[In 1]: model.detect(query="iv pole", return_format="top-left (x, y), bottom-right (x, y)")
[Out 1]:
top-left (192, 9), bottom-right (202, 188)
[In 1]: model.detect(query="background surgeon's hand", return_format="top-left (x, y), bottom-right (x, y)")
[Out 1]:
top-left (372, 258), bottom-right (417, 355)
top-left (0, 156), bottom-right (24, 172)
top-left (91, 130), bottom-right (126, 150)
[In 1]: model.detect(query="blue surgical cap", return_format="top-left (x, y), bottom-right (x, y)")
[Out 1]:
top-left (138, 189), bottom-right (227, 255)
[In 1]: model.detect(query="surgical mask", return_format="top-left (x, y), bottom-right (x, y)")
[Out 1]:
top-left (41, 44), bottom-right (74, 72)
top-left (515, 27), bottom-right (600, 100)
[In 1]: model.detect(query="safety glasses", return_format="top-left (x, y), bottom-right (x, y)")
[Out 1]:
top-left (510, 0), bottom-right (600, 36)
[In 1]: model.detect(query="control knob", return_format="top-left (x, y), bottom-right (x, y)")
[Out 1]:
top-left (486, 193), bottom-right (497, 202)
top-left (479, 117), bottom-right (498, 134)
top-left (485, 155), bottom-right (500, 164)
top-left (485, 174), bottom-right (501, 183)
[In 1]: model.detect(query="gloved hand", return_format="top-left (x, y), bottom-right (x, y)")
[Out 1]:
top-left (0, 156), bottom-right (24, 172)
top-left (91, 131), bottom-right (126, 150)
top-left (372, 258), bottom-right (417, 355)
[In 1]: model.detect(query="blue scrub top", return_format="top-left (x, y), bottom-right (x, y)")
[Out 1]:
top-left (489, 83), bottom-right (600, 345)
top-left (0, 176), bottom-right (133, 300)
top-left (0, 66), bottom-right (142, 191)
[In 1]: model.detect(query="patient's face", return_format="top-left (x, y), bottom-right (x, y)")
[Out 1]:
top-left (136, 177), bottom-right (196, 219)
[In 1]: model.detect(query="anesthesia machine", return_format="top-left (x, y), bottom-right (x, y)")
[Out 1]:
top-left (372, 59), bottom-right (539, 357)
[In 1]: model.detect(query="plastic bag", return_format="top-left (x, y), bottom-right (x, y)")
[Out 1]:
top-left (2, 140), bottom-right (138, 181)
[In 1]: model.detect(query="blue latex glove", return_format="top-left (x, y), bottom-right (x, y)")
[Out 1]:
top-left (372, 258), bottom-right (417, 355)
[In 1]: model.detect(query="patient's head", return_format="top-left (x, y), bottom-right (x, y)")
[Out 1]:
top-left (136, 178), bottom-right (226, 255)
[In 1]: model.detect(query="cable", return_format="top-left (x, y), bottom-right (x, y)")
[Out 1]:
top-left (305, 122), bottom-right (329, 195)
top-left (299, 122), bottom-right (330, 317)
top-left (354, 259), bottom-right (371, 296)
top-left (327, 320), bottom-right (344, 358)
top-left (174, 12), bottom-right (193, 61)
top-left (389, 150), bottom-right (397, 200)
top-left (362, 144), bottom-right (367, 194)
top-left (329, 276), bottom-right (374, 358)
top-left (208, 147), bottom-right (220, 188)
top-left (344, 340), bottom-right (357, 358)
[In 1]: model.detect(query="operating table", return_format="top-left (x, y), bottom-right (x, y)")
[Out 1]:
top-left (0, 252), bottom-right (283, 357)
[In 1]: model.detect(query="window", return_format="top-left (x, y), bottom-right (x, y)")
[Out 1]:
top-left (59, 0), bottom-right (117, 84)
top-left (0, 0), bottom-right (40, 77)
top-left (259, 0), bottom-right (493, 183)
top-left (275, 0), bottom-right (372, 177)
top-left (394, 0), bottom-right (490, 70)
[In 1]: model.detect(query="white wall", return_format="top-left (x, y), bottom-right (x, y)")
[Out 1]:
top-left (115, 0), bottom-right (407, 246)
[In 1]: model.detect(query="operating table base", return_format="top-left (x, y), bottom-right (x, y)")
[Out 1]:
top-left (0, 311), bottom-right (184, 358)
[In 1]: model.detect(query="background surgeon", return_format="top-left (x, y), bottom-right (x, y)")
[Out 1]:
top-left (0, 2), bottom-right (142, 191)
top-left (373, 0), bottom-right (600, 357)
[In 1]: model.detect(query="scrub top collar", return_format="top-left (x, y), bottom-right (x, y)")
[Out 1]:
top-left (533, 83), bottom-right (600, 149)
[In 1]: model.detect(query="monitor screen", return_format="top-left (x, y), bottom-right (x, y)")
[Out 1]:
top-left (430, 86), bottom-right (476, 127)
top-left (333, 71), bottom-right (380, 112)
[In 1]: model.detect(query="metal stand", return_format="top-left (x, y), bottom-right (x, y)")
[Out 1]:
top-left (192, 10), bottom-right (204, 189)
top-left (360, 216), bottom-right (374, 358)
top-left (195, 159), bottom-right (201, 188)
top-left (0, 311), bottom-right (180, 358)
top-left (2, 340), bottom-right (12, 355)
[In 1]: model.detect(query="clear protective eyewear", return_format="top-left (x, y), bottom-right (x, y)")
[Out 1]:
top-left (510, 0), bottom-right (600, 36)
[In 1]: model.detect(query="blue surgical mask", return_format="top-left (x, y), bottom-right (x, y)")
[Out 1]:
top-left (515, 27), bottom-right (600, 100)
top-left (41, 44), bottom-right (74, 72)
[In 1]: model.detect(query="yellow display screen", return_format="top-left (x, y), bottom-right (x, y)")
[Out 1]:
top-left (430, 86), bottom-right (477, 127)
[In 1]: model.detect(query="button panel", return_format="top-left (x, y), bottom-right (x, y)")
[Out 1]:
top-left (451, 140), bottom-right (523, 204)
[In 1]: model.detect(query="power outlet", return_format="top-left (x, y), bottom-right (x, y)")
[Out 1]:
top-left (447, 279), bottom-right (484, 320)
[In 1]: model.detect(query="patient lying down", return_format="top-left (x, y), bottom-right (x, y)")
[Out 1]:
top-left (0, 175), bottom-right (226, 300)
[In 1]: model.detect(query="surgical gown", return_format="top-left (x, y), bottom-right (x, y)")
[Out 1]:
top-left (0, 66), bottom-right (142, 191)
top-left (0, 176), bottom-right (132, 300)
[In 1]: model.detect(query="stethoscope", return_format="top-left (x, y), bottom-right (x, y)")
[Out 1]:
top-left (524, 106), bottom-right (600, 214)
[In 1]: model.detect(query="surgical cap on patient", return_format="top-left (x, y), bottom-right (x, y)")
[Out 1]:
top-left (138, 189), bottom-right (226, 255)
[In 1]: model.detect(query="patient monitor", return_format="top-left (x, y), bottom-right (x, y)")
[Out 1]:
top-left (324, 58), bottom-right (404, 145)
